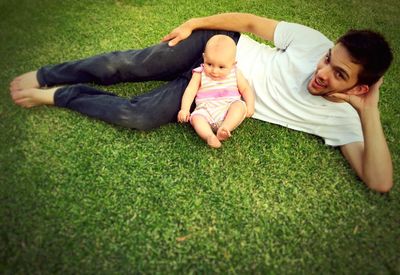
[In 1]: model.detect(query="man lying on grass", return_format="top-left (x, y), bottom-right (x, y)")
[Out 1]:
top-left (10, 13), bottom-right (393, 192)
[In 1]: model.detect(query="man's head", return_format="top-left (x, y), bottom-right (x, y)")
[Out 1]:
top-left (203, 35), bottom-right (237, 80)
top-left (308, 29), bottom-right (393, 97)
top-left (338, 29), bottom-right (393, 86)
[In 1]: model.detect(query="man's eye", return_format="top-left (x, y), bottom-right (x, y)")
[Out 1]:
top-left (335, 71), bottom-right (344, 79)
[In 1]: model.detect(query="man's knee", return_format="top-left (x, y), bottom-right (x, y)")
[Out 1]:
top-left (76, 54), bottom-right (120, 85)
top-left (115, 104), bottom-right (172, 131)
top-left (116, 113), bottom-right (158, 130)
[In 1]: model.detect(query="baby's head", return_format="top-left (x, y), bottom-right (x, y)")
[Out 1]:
top-left (203, 35), bottom-right (237, 80)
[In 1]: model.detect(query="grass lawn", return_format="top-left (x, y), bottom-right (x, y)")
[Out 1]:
top-left (1, 0), bottom-right (399, 273)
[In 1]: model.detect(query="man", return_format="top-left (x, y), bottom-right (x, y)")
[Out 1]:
top-left (10, 13), bottom-right (393, 192)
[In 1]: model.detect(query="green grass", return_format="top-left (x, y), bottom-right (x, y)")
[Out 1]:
top-left (1, 0), bottom-right (399, 273)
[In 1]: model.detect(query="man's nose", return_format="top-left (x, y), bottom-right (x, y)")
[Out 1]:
top-left (318, 65), bottom-right (331, 80)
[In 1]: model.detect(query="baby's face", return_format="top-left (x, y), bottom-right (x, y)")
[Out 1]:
top-left (203, 50), bottom-right (235, 80)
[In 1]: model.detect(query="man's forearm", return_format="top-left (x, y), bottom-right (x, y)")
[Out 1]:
top-left (185, 13), bottom-right (254, 32)
top-left (359, 107), bottom-right (393, 192)
top-left (184, 13), bottom-right (278, 41)
top-left (163, 13), bottom-right (278, 46)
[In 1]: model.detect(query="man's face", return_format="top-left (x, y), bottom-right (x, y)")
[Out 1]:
top-left (307, 43), bottom-right (363, 97)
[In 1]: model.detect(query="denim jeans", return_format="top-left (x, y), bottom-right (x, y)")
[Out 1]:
top-left (37, 30), bottom-right (240, 130)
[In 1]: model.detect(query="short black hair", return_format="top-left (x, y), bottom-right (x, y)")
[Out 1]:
top-left (337, 30), bottom-right (393, 86)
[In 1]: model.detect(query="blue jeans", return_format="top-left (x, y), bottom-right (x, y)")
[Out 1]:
top-left (37, 30), bottom-right (240, 130)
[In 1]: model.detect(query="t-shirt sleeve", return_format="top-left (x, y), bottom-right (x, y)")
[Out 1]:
top-left (322, 122), bottom-right (364, 146)
top-left (274, 21), bottom-right (333, 59)
top-left (192, 65), bottom-right (203, 74)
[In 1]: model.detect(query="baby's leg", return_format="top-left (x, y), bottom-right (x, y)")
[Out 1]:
top-left (191, 115), bottom-right (221, 148)
top-left (217, 101), bottom-right (247, 141)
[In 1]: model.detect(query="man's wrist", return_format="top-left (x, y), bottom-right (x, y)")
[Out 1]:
top-left (358, 105), bottom-right (380, 120)
top-left (358, 106), bottom-right (382, 137)
top-left (186, 18), bottom-right (199, 31)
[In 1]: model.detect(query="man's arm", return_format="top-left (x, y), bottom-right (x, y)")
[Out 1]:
top-left (336, 79), bottom-right (393, 193)
top-left (340, 111), bottom-right (393, 193)
top-left (162, 13), bottom-right (279, 46)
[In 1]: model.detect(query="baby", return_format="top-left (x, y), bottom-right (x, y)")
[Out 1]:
top-left (178, 34), bottom-right (254, 148)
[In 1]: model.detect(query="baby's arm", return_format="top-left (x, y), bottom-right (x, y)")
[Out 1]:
top-left (237, 69), bottom-right (255, 117)
top-left (177, 72), bottom-right (201, 123)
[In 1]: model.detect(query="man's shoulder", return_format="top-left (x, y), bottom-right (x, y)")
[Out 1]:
top-left (274, 21), bottom-right (333, 51)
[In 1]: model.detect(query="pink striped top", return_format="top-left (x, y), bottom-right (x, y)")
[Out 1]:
top-left (193, 65), bottom-right (241, 100)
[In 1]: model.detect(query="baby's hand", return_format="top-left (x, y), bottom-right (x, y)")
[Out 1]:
top-left (246, 106), bottom-right (255, 118)
top-left (177, 110), bottom-right (190, 123)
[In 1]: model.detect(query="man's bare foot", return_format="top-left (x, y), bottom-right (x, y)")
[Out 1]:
top-left (207, 134), bottom-right (222, 148)
top-left (10, 88), bottom-right (57, 108)
top-left (10, 71), bottom-right (40, 92)
top-left (216, 127), bottom-right (231, 141)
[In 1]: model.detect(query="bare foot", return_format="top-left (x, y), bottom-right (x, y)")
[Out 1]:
top-left (10, 71), bottom-right (40, 92)
top-left (207, 134), bottom-right (222, 148)
top-left (10, 88), bottom-right (57, 108)
top-left (216, 127), bottom-right (231, 141)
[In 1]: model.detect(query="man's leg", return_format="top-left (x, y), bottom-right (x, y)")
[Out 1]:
top-left (52, 75), bottom-right (191, 130)
top-left (10, 30), bottom-right (240, 130)
top-left (11, 30), bottom-right (240, 90)
top-left (11, 74), bottom-right (189, 130)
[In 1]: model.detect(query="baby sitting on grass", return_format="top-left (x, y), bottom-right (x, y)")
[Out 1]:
top-left (177, 35), bottom-right (254, 148)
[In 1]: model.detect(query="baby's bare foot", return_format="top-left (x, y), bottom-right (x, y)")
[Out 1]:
top-left (207, 134), bottom-right (221, 148)
top-left (216, 127), bottom-right (231, 141)
top-left (10, 71), bottom-right (40, 92)
top-left (10, 88), bottom-right (56, 108)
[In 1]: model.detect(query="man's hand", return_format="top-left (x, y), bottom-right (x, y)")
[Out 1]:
top-left (334, 77), bottom-right (393, 193)
top-left (162, 22), bottom-right (193, 47)
top-left (330, 77), bottom-right (383, 113)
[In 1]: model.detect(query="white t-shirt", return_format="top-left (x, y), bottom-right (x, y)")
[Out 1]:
top-left (236, 21), bottom-right (363, 146)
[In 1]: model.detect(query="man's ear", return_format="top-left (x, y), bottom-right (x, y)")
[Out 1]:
top-left (347, 84), bottom-right (369, 96)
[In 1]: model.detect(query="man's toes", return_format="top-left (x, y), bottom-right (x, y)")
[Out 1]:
top-left (10, 86), bottom-right (19, 93)
top-left (10, 81), bottom-right (20, 92)
top-left (10, 90), bottom-right (19, 100)
top-left (12, 93), bottom-right (32, 108)
top-left (14, 98), bottom-right (26, 107)
top-left (11, 89), bottom-right (28, 101)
